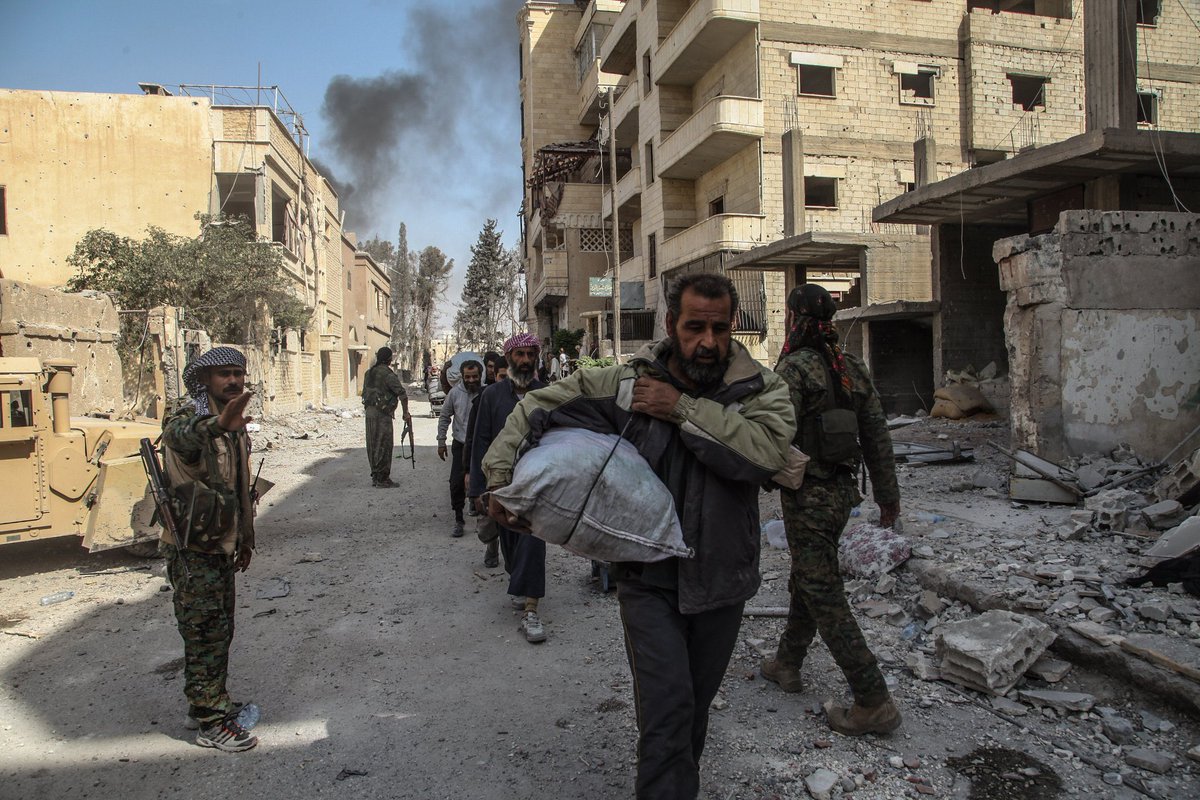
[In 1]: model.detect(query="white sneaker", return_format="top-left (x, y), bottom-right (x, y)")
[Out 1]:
top-left (521, 611), bottom-right (546, 644)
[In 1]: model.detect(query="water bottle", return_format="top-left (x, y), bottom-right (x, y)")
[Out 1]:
top-left (913, 512), bottom-right (945, 524)
top-left (39, 591), bottom-right (75, 606)
top-left (236, 703), bottom-right (261, 730)
top-left (900, 621), bottom-right (922, 641)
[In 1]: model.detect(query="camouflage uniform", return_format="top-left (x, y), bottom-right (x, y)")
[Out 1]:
top-left (362, 363), bottom-right (406, 484)
top-left (774, 349), bottom-right (899, 706)
top-left (161, 403), bottom-right (254, 723)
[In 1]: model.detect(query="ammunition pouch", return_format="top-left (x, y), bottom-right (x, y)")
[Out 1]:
top-left (171, 481), bottom-right (239, 553)
top-left (797, 351), bottom-right (862, 474)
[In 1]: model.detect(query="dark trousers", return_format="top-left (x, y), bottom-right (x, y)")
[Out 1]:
top-left (617, 578), bottom-right (744, 800)
top-left (449, 440), bottom-right (466, 521)
top-left (778, 476), bottom-right (887, 706)
top-left (365, 407), bottom-right (393, 483)
top-left (166, 547), bottom-right (237, 723)
top-left (498, 526), bottom-right (545, 598)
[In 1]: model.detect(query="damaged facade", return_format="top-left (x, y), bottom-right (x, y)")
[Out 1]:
top-left (0, 84), bottom-right (366, 414)
top-left (518, 0), bottom-right (1197, 411)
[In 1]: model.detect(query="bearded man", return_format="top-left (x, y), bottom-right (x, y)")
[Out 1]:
top-left (482, 274), bottom-right (795, 798)
top-left (467, 333), bottom-right (550, 643)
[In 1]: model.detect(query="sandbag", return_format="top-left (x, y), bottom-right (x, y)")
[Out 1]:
top-left (933, 384), bottom-right (993, 415)
top-left (491, 428), bottom-right (692, 563)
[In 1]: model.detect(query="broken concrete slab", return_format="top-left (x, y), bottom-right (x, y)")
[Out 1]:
top-left (1101, 715), bottom-right (1135, 744)
top-left (1141, 499), bottom-right (1185, 530)
top-left (1124, 747), bottom-right (1174, 775)
top-left (1144, 516), bottom-right (1200, 562)
top-left (1026, 655), bottom-right (1072, 683)
top-left (1085, 488), bottom-right (1145, 532)
top-left (1067, 620), bottom-right (1125, 647)
top-left (1016, 689), bottom-right (1096, 713)
top-left (1153, 446), bottom-right (1200, 506)
top-left (936, 609), bottom-right (1055, 696)
top-left (990, 696), bottom-right (1027, 716)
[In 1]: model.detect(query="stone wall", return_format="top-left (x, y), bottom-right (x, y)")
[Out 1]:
top-left (0, 280), bottom-right (123, 414)
top-left (996, 211), bottom-right (1200, 462)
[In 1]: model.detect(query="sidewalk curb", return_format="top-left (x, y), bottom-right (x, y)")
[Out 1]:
top-left (904, 558), bottom-right (1200, 717)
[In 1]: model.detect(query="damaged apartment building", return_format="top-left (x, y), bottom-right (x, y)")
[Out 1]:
top-left (0, 83), bottom-right (371, 414)
top-left (518, 0), bottom-right (1198, 415)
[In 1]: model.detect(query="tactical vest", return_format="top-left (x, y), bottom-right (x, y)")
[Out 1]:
top-left (796, 350), bottom-right (861, 478)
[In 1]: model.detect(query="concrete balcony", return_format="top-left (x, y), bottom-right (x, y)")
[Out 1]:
top-left (574, 0), bottom-right (625, 51)
top-left (656, 0), bottom-right (759, 87)
top-left (661, 213), bottom-right (765, 273)
top-left (602, 166), bottom-right (642, 220)
top-left (615, 253), bottom-right (645, 282)
top-left (613, 82), bottom-right (640, 142)
top-left (599, 0), bottom-right (638, 75)
top-left (658, 96), bottom-right (763, 180)
top-left (579, 58), bottom-right (621, 126)
top-left (526, 207), bottom-right (543, 257)
top-left (530, 251), bottom-right (569, 309)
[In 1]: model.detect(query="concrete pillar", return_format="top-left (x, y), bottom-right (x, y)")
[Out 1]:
top-left (914, 137), bottom-right (937, 188)
top-left (1084, 0), bottom-right (1139, 132)
top-left (782, 129), bottom-right (805, 237)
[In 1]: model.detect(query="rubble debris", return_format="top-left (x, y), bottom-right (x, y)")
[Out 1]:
top-left (255, 577), bottom-right (291, 600)
top-left (838, 523), bottom-right (911, 578)
top-left (1068, 620), bottom-right (1125, 647)
top-left (893, 440), bottom-right (975, 464)
top-left (1085, 488), bottom-right (1146, 532)
top-left (1143, 516), bottom-right (1200, 562)
top-left (1141, 500), bottom-right (1186, 531)
top-left (935, 610), bottom-right (1055, 696)
top-left (1138, 709), bottom-right (1175, 733)
top-left (1124, 748), bottom-right (1174, 775)
top-left (989, 444), bottom-right (1082, 504)
top-left (804, 767), bottom-right (839, 800)
top-left (1127, 546), bottom-right (1200, 597)
top-left (1025, 655), bottom-right (1072, 683)
top-left (1152, 443), bottom-right (1200, 505)
top-left (1101, 714), bottom-right (1136, 744)
top-left (1015, 689), bottom-right (1096, 713)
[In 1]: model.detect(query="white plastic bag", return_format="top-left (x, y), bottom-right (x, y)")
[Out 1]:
top-left (762, 518), bottom-right (788, 550)
top-left (491, 428), bottom-right (691, 563)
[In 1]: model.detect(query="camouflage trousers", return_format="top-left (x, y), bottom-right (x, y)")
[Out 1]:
top-left (365, 407), bottom-right (394, 483)
top-left (165, 545), bottom-right (238, 723)
top-left (778, 474), bottom-right (888, 706)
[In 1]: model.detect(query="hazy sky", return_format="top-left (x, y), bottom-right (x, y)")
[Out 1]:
top-left (1, 0), bottom-right (535, 324)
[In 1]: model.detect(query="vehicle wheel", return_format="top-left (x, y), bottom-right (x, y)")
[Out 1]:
top-left (123, 540), bottom-right (163, 559)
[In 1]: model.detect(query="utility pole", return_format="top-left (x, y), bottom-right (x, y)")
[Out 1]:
top-left (605, 87), bottom-right (622, 360)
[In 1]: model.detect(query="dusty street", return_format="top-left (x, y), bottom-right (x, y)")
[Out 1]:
top-left (1, 397), bottom-right (1198, 800)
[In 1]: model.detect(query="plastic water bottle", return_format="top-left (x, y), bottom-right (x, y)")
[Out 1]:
top-left (849, 507), bottom-right (862, 518)
top-left (913, 511), bottom-right (945, 524)
top-left (39, 591), bottom-right (75, 606)
top-left (236, 703), bottom-right (260, 730)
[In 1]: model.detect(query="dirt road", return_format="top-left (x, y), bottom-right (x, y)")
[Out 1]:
top-left (1, 400), bottom-right (1196, 799)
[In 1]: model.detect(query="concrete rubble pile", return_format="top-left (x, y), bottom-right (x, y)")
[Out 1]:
top-left (935, 609), bottom-right (1056, 695)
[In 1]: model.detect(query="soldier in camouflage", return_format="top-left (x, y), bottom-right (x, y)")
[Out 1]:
top-left (361, 346), bottom-right (411, 488)
top-left (160, 346), bottom-right (259, 752)
top-left (763, 285), bottom-right (904, 736)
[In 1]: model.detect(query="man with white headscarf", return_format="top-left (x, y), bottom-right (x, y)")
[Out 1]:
top-left (161, 346), bottom-right (260, 752)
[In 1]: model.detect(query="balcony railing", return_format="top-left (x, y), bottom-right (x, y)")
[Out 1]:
top-left (602, 166), bottom-right (642, 219)
top-left (658, 96), bottom-right (763, 179)
top-left (661, 214), bottom-right (764, 273)
top-left (599, 0), bottom-right (638, 74)
top-left (656, 0), bottom-right (760, 87)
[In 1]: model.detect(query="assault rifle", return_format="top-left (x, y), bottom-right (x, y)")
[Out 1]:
top-left (398, 418), bottom-right (416, 469)
top-left (139, 437), bottom-right (190, 580)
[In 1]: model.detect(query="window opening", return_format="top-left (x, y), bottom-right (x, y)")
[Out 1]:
top-left (5, 390), bottom-right (33, 427)
top-left (1137, 91), bottom-right (1159, 126)
top-left (0, 186), bottom-right (6, 235)
top-left (899, 70), bottom-right (935, 106)
top-left (648, 233), bottom-right (657, 278)
top-left (798, 65), bottom-right (835, 98)
top-left (1008, 74), bottom-right (1048, 111)
top-left (708, 196), bottom-right (725, 216)
top-left (1137, 0), bottom-right (1162, 26)
top-left (643, 52), bottom-right (653, 95)
top-left (645, 142), bottom-right (655, 184)
top-left (804, 177), bottom-right (838, 209)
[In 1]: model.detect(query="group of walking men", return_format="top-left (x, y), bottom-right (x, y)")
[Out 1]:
top-left (160, 274), bottom-right (904, 800)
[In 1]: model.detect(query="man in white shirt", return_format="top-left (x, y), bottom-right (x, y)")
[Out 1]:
top-left (437, 360), bottom-right (483, 537)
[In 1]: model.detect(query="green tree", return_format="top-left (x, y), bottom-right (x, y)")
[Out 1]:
top-left (414, 246), bottom-right (453, 371)
top-left (551, 328), bottom-right (585, 359)
top-left (67, 215), bottom-right (309, 359)
top-left (455, 219), bottom-right (516, 351)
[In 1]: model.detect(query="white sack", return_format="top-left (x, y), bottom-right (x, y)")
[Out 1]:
top-left (491, 428), bottom-right (691, 563)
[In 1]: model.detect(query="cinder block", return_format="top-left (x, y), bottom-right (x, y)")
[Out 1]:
top-left (936, 609), bottom-right (1056, 695)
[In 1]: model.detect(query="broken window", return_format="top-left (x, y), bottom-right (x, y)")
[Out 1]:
top-left (0, 186), bottom-right (6, 235)
top-left (1008, 74), bottom-right (1048, 111)
top-left (1137, 0), bottom-right (1162, 26)
top-left (1137, 90), bottom-right (1160, 126)
top-left (216, 173), bottom-right (258, 226)
top-left (804, 177), bottom-right (838, 209)
top-left (967, 0), bottom-right (1070, 17)
top-left (798, 64), bottom-right (835, 98)
top-left (898, 67), bottom-right (937, 106)
top-left (708, 196), bottom-right (725, 216)
top-left (648, 232), bottom-right (657, 278)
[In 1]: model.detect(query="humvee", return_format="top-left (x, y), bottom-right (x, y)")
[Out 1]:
top-left (0, 357), bottom-right (161, 552)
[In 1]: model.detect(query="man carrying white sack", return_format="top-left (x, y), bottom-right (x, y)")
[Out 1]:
top-left (482, 273), bottom-right (795, 800)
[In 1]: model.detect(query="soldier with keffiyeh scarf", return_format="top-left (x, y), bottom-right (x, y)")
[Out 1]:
top-left (762, 284), bottom-right (905, 737)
